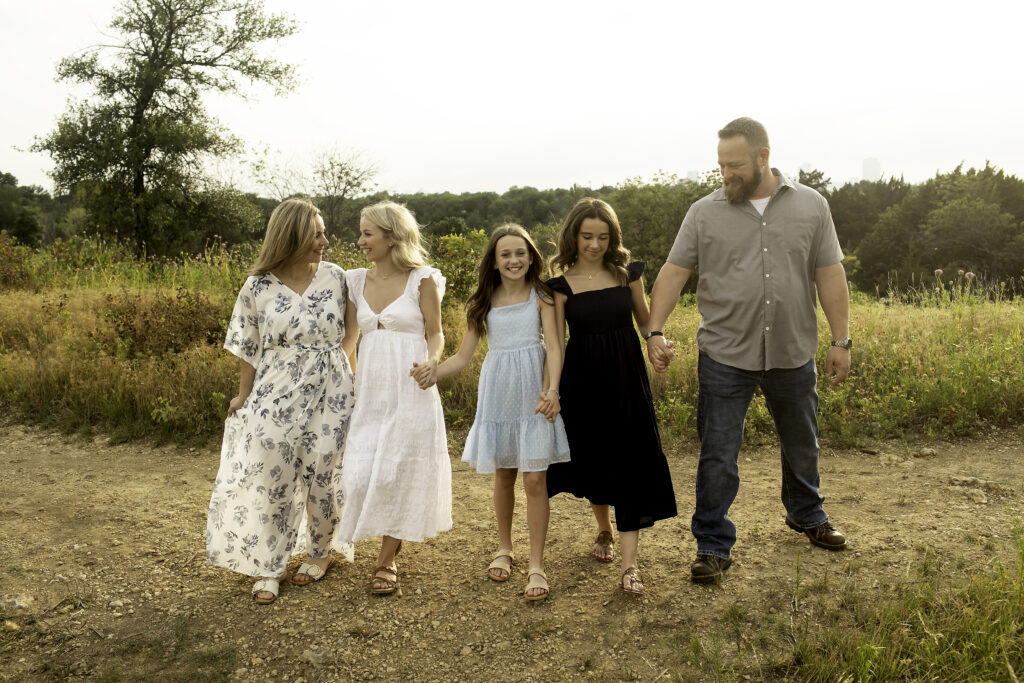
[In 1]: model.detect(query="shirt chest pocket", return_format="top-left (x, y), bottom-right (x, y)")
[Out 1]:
top-left (778, 218), bottom-right (817, 258)
top-left (700, 226), bottom-right (762, 270)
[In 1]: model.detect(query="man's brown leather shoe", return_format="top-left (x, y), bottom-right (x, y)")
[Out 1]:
top-left (691, 554), bottom-right (732, 584)
top-left (786, 519), bottom-right (847, 550)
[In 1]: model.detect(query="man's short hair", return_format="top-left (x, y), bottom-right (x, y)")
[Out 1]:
top-left (718, 117), bottom-right (770, 158)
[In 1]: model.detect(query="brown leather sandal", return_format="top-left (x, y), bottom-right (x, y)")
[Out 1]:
top-left (621, 566), bottom-right (644, 595)
top-left (371, 540), bottom-right (402, 595)
top-left (371, 565), bottom-right (398, 595)
top-left (592, 530), bottom-right (615, 563)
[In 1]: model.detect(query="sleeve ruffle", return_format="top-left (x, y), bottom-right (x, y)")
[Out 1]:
top-left (546, 276), bottom-right (571, 296)
top-left (412, 266), bottom-right (446, 303)
top-left (344, 268), bottom-right (366, 304)
top-left (627, 261), bottom-right (646, 282)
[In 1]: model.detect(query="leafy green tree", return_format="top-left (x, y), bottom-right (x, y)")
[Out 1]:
top-left (607, 171), bottom-right (718, 283)
top-left (798, 168), bottom-right (832, 195)
top-left (310, 149), bottom-right (377, 239)
top-left (0, 172), bottom-right (57, 245)
top-left (33, 0), bottom-right (296, 254)
top-left (423, 216), bottom-right (470, 237)
top-left (853, 164), bottom-right (1024, 291)
top-left (828, 177), bottom-right (910, 250)
top-left (922, 197), bottom-right (1023, 279)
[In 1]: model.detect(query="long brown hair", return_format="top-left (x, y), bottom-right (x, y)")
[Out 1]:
top-left (550, 197), bottom-right (631, 285)
top-left (465, 224), bottom-right (552, 335)
top-left (251, 198), bottom-right (322, 276)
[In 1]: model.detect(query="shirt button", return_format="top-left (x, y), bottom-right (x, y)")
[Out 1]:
top-left (765, 274), bottom-right (770, 278)
top-left (766, 300), bottom-right (770, 304)
top-left (763, 248), bottom-right (767, 252)
top-left (762, 222), bottom-right (767, 227)
top-left (765, 326), bottom-right (770, 331)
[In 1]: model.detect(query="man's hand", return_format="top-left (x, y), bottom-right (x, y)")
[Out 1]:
top-left (646, 335), bottom-right (675, 373)
top-left (823, 347), bottom-right (850, 386)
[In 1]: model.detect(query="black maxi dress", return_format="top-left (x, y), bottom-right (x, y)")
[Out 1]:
top-left (546, 262), bottom-right (677, 531)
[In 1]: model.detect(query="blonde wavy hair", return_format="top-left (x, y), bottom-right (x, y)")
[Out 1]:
top-left (251, 198), bottom-right (322, 276)
top-left (361, 201), bottom-right (429, 270)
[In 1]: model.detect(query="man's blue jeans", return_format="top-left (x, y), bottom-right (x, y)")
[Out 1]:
top-left (692, 352), bottom-right (828, 559)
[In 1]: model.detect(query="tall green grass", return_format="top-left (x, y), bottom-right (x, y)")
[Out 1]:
top-left (790, 521), bottom-right (1024, 681)
top-left (1, 235), bottom-right (1022, 447)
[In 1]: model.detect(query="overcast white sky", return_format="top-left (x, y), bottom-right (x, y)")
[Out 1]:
top-left (2, 0), bottom-right (1022, 195)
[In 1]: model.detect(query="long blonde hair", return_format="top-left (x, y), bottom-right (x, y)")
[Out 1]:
top-left (361, 201), bottom-right (429, 270)
top-left (251, 198), bottom-right (322, 276)
top-left (550, 197), bottom-right (631, 285)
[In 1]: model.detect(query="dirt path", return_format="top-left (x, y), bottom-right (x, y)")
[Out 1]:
top-left (1, 420), bottom-right (1022, 681)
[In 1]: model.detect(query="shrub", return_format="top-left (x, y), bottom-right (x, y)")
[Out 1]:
top-left (98, 288), bottom-right (227, 358)
top-left (434, 229), bottom-right (488, 304)
top-left (0, 231), bottom-right (32, 290)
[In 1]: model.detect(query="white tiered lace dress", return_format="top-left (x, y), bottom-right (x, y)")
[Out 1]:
top-left (334, 266), bottom-right (453, 543)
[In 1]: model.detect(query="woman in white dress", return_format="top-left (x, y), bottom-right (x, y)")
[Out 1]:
top-left (206, 198), bottom-right (358, 604)
top-left (335, 201), bottom-right (452, 594)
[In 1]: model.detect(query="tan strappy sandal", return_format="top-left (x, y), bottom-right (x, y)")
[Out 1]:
top-left (488, 550), bottom-right (515, 582)
top-left (524, 569), bottom-right (549, 602)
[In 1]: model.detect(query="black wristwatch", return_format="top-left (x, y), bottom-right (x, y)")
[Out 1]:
top-left (643, 331), bottom-right (663, 341)
top-left (830, 337), bottom-right (853, 350)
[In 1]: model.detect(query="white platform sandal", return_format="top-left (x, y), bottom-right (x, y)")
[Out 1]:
top-left (291, 556), bottom-right (336, 586)
top-left (252, 578), bottom-right (280, 604)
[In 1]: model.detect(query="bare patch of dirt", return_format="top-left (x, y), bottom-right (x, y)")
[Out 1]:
top-left (1, 419), bottom-right (1022, 681)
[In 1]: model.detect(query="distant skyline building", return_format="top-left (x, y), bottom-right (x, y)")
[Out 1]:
top-left (863, 157), bottom-right (881, 181)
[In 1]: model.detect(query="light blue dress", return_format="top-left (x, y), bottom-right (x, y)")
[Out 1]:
top-left (461, 287), bottom-right (571, 474)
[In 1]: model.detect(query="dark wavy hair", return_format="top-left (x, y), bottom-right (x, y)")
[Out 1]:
top-left (550, 197), bottom-right (631, 285)
top-left (465, 224), bottom-right (552, 335)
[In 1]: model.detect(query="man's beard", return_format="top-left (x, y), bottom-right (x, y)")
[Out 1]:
top-left (724, 164), bottom-right (762, 205)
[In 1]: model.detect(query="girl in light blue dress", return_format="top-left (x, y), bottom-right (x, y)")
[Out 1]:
top-left (411, 224), bottom-right (569, 601)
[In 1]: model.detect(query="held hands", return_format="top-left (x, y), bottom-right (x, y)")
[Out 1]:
top-left (534, 389), bottom-right (560, 423)
top-left (823, 346), bottom-right (851, 386)
top-left (646, 335), bottom-right (676, 373)
top-left (410, 360), bottom-right (439, 389)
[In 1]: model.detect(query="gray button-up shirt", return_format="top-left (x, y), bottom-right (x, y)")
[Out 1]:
top-left (666, 169), bottom-right (843, 371)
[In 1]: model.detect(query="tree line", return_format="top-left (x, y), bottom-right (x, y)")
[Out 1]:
top-left (4, 0), bottom-right (1022, 294)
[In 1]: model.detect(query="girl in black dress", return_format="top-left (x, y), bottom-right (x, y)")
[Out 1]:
top-left (546, 197), bottom-right (677, 594)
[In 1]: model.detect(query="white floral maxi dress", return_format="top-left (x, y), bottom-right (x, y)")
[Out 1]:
top-left (206, 262), bottom-right (356, 578)
top-left (334, 267), bottom-right (453, 544)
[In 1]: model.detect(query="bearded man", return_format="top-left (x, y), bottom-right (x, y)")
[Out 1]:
top-left (645, 117), bottom-right (852, 584)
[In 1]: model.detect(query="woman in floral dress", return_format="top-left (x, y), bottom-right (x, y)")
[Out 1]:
top-left (206, 198), bottom-right (358, 604)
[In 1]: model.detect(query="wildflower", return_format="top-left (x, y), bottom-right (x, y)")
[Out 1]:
top-left (965, 272), bottom-right (975, 280)
top-left (934, 269), bottom-right (943, 277)
top-left (957, 269), bottom-right (964, 276)
top-left (934, 287), bottom-right (940, 292)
